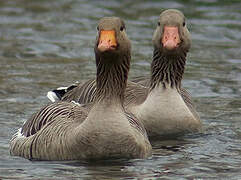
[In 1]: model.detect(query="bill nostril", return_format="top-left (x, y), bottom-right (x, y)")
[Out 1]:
top-left (98, 30), bottom-right (117, 51)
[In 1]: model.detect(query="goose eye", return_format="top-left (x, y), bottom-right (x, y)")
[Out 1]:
top-left (158, 22), bottom-right (160, 26)
top-left (120, 26), bottom-right (124, 31)
top-left (97, 26), bottom-right (99, 31)
top-left (183, 22), bottom-right (185, 27)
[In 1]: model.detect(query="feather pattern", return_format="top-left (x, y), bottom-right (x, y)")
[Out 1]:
top-left (150, 48), bottom-right (186, 90)
top-left (10, 17), bottom-right (152, 160)
top-left (45, 9), bottom-right (202, 138)
top-left (21, 101), bottom-right (89, 137)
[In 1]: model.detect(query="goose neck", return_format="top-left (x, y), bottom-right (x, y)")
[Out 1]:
top-left (150, 47), bottom-right (186, 90)
top-left (95, 55), bottom-right (130, 104)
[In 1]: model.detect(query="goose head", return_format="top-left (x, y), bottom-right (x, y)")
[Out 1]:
top-left (94, 17), bottom-right (131, 102)
top-left (95, 17), bottom-right (131, 65)
top-left (152, 9), bottom-right (191, 56)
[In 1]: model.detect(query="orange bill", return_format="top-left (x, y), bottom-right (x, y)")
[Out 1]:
top-left (98, 30), bottom-right (117, 52)
top-left (162, 26), bottom-right (180, 50)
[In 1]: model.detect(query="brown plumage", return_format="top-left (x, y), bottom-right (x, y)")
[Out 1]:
top-left (48, 9), bottom-right (202, 138)
top-left (9, 17), bottom-right (152, 160)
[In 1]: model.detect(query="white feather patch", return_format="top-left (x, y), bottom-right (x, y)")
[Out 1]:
top-left (56, 86), bottom-right (68, 92)
top-left (11, 128), bottom-right (26, 141)
top-left (71, 100), bottom-right (83, 106)
top-left (47, 91), bottom-right (59, 102)
top-left (16, 128), bottom-right (25, 138)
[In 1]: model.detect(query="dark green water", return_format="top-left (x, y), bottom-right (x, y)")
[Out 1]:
top-left (0, 0), bottom-right (241, 179)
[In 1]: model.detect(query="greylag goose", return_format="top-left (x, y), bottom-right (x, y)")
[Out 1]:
top-left (47, 9), bottom-right (202, 138)
top-left (10, 17), bottom-right (152, 160)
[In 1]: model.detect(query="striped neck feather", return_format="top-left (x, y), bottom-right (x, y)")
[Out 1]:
top-left (95, 54), bottom-right (130, 104)
top-left (150, 47), bottom-right (187, 90)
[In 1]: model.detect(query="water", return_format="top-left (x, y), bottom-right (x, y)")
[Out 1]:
top-left (0, 0), bottom-right (240, 179)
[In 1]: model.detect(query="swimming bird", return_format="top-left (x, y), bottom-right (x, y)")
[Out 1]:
top-left (10, 17), bottom-right (152, 160)
top-left (47, 9), bottom-right (202, 138)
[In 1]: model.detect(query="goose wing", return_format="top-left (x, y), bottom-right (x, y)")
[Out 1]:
top-left (21, 101), bottom-right (90, 137)
top-left (180, 88), bottom-right (200, 120)
top-left (48, 78), bottom-right (148, 106)
top-left (125, 111), bottom-right (148, 138)
top-left (62, 79), bottom-right (97, 104)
